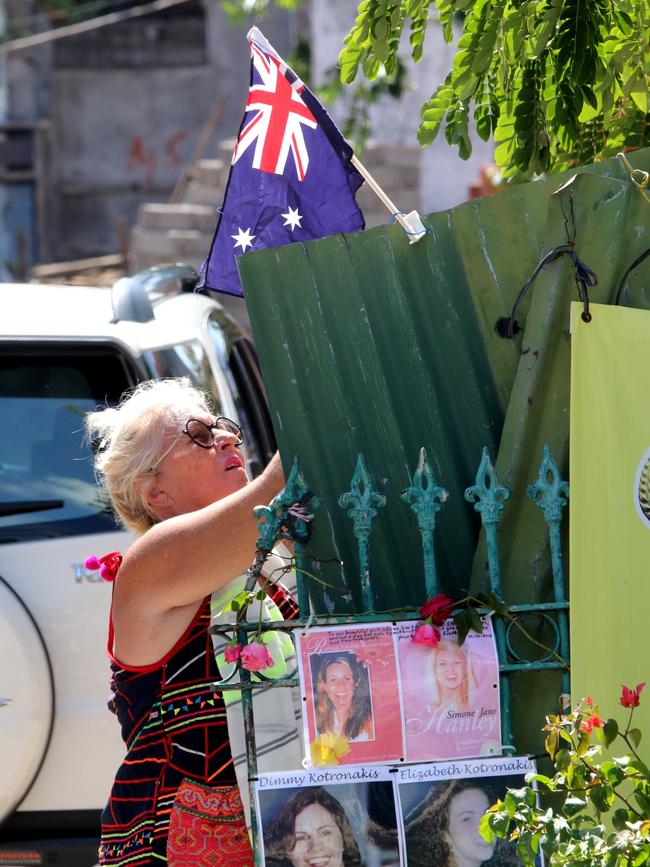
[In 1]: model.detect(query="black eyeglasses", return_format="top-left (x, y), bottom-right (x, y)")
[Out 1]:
top-left (150, 416), bottom-right (244, 473)
top-left (183, 417), bottom-right (244, 448)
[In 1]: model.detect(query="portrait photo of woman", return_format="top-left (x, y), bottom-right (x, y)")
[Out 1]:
top-left (401, 776), bottom-right (532, 867)
top-left (430, 639), bottom-right (477, 713)
top-left (312, 651), bottom-right (375, 742)
top-left (259, 780), bottom-right (401, 867)
top-left (398, 618), bottom-right (501, 762)
top-left (263, 787), bottom-right (361, 867)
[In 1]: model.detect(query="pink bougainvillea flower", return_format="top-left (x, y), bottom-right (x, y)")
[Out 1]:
top-left (412, 623), bottom-right (441, 648)
top-left (224, 644), bottom-right (241, 663)
top-left (85, 551), bottom-right (123, 582)
top-left (620, 682), bottom-right (646, 708)
top-left (418, 594), bottom-right (455, 626)
top-left (240, 641), bottom-right (274, 672)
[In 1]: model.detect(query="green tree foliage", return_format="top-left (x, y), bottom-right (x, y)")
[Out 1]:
top-left (339, 0), bottom-right (649, 178)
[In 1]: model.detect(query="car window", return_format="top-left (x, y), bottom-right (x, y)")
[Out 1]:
top-left (142, 342), bottom-right (223, 410)
top-left (205, 315), bottom-right (275, 475)
top-left (0, 346), bottom-right (133, 542)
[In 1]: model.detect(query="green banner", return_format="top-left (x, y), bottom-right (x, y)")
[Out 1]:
top-left (570, 302), bottom-right (650, 740)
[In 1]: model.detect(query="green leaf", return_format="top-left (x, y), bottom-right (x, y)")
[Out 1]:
top-left (545, 729), bottom-right (559, 760)
top-left (629, 76), bottom-right (649, 114)
top-left (223, 589), bottom-right (252, 613)
top-left (564, 796), bottom-right (588, 817)
top-left (475, 591), bottom-right (508, 617)
top-left (479, 812), bottom-right (496, 842)
top-left (613, 808), bottom-right (630, 831)
top-left (527, 773), bottom-right (553, 789)
top-left (603, 718), bottom-right (619, 746)
top-left (485, 808), bottom-right (511, 838)
top-left (629, 728), bottom-right (643, 748)
top-left (338, 43), bottom-right (364, 84)
top-left (373, 38), bottom-right (390, 63)
top-left (417, 80), bottom-right (454, 146)
top-left (468, 605), bottom-right (484, 636)
top-left (454, 608), bottom-right (473, 646)
top-left (589, 783), bottom-right (614, 813)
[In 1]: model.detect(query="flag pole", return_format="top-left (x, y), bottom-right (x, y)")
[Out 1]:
top-left (351, 155), bottom-right (427, 244)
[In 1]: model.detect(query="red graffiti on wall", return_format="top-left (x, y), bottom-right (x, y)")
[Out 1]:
top-left (127, 130), bottom-right (190, 186)
top-left (165, 131), bottom-right (188, 168)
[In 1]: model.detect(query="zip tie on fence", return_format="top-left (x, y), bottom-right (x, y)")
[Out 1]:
top-left (496, 245), bottom-right (598, 337)
top-left (618, 152), bottom-right (650, 204)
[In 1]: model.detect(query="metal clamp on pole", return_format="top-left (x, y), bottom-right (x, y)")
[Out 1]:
top-left (351, 155), bottom-right (427, 244)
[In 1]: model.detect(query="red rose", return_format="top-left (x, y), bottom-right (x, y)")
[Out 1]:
top-left (412, 623), bottom-right (441, 648)
top-left (241, 641), bottom-right (274, 672)
top-left (418, 594), bottom-right (455, 626)
top-left (224, 644), bottom-right (242, 663)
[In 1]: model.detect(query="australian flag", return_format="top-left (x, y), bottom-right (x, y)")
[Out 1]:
top-left (198, 27), bottom-right (365, 297)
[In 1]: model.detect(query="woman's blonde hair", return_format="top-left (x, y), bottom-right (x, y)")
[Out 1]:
top-left (85, 378), bottom-right (211, 535)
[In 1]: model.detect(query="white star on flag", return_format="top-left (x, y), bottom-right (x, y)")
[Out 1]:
top-left (281, 206), bottom-right (303, 231)
top-left (231, 227), bottom-right (256, 252)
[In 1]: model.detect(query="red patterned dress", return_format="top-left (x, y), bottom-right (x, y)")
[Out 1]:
top-left (99, 580), bottom-right (299, 866)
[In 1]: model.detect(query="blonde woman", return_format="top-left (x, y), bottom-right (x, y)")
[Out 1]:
top-left (85, 378), bottom-right (297, 867)
top-left (430, 639), bottom-right (476, 713)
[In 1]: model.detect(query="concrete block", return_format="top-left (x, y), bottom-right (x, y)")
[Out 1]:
top-left (167, 229), bottom-right (212, 260)
top-left (183, 180), bottom-right (223, 206)
top-left (192, 159), bottom-right (227, 189)
top-left (139, 203), bottom-right (217, 232)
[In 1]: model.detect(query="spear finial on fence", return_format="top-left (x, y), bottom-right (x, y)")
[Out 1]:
top-left (339, 454), bottom-right (386, 612)
top-left (527, 443), bottom-right (569, 527)
top-left (402, 447), bottom-right (448, 598)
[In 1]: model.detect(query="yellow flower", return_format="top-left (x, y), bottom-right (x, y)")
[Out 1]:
top-left (310, 732), bottom-right (351, 766)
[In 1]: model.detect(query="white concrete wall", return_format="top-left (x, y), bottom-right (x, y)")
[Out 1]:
top-left (12, 2), bottom-right (296, 260)
top-left (311, 0), bottom-right (494, 214)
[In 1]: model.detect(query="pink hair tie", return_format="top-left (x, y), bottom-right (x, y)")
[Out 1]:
top-left (85, 551), bottom-right (123, 582)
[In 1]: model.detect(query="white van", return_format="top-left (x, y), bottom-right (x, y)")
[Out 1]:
top-left (0, 267), bottom-right (275, 866)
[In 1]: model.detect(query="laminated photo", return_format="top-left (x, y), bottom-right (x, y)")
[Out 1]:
top-left (255, 767), bottom-right (402, 866)
top-left (296, 624), bottom-right (404, 766)
top-left (395, 755), bottom-right (542, 867)
top-left (396, 617), bottom-right (501, 762)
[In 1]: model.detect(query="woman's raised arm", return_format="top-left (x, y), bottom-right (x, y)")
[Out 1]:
top-left (116, 452), bottom-right (285, 613)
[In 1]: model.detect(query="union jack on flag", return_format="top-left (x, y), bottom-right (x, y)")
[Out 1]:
top-left (232, 41), bottom-right (317, 180)
top-left (199, 27), bottom-right (365, 298)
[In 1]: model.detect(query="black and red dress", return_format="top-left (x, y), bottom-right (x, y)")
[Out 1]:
top-left (98, 574), bottom-right (298, 866)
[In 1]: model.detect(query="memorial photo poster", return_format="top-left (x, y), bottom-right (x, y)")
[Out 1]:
top-left (296, 619), bottom-right (501, 766)
top-left (297, 624), bottom-right (404, 766)
top-left (255, 767), bottom-right (402, 867)
top-left (397, 755), bottom-right (543, 867)
top-left (397, 617), bottom-right (501, 762)
top-left (254, 756), bottom-right (540, 866)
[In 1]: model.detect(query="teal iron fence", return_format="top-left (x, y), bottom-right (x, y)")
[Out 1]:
top-left (211, 442), bottom-right (570, 862)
